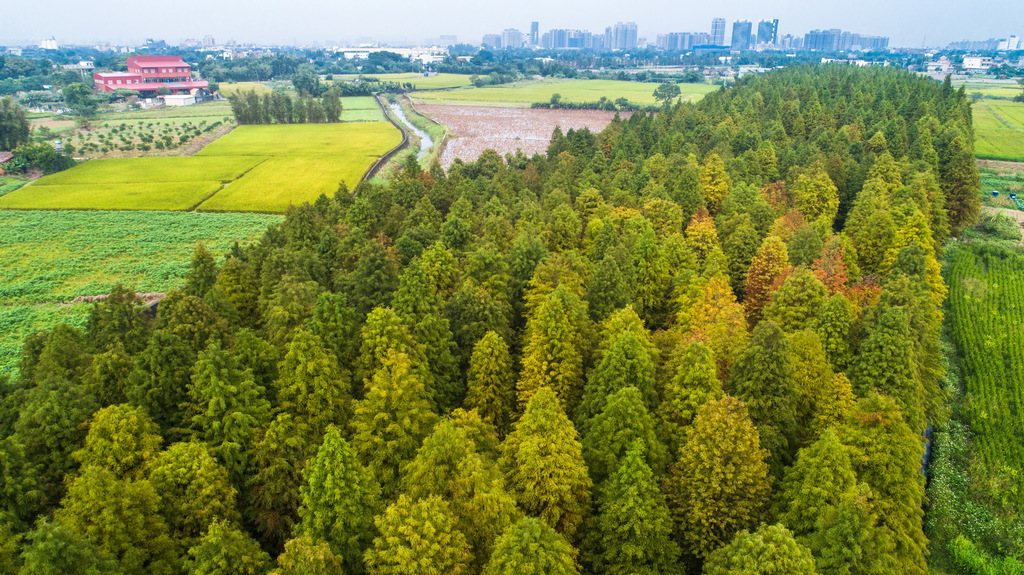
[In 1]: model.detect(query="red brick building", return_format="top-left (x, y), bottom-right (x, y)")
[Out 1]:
top-left (93, 56), bottom-right (208, 96)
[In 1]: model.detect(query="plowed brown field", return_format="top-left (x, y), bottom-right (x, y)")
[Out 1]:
top-left (415, 104), bottom-right (623, 167)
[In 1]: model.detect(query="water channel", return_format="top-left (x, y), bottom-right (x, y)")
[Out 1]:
top-left (389, 103), bottom-right (433, 160)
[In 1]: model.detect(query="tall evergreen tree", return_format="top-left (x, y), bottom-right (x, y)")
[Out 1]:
top-left (727, 320), bottom-right (798, 475)
top-left (464, 331), bottom-right (516, 436)
top-left (518, 287), bottom-right (589, 409)
top-left (401, 415), bottom-right (520, 571)
top-left (703, 524), bottom-right (817, 575)
top-left (581, 386), bottom-right (669, 486)
top-left (184, 243), bottom-right (218, 298)
top-left (657, 341), bottom-right (724, 455)
top-left (838, 393), bottom-right (928, 575)
top-left (275, 329), bottom-right (352, 433)
top-left (272, 535), bottom-right (345, 575)
top-left (482, 517), bottom-right (580, 575)
top-left (363, 495), bottom-right (472, 575)
top-left (297, 426), bottom-right (380, 575)
top-left (814, 293), bottom-right (854, 371)
top-left (499, 387), bottom-right (592, 541)
top-left (71, 403), bottom-right (162, 480)
top-left (350, 350), bottom-right (438, 498)
top-left (663, 396), bottom-right (771, 558)
top-left (127, 330), bottom-right (196, 437)
top-left (938, 130), bottom-right (980, 234)
top-left (585, 441), bottom-right (682, 575)
top-left (183, 519), bottom-right (271, 575)
top-left (762, 268), bottom-right (829, 332)
top-left (393, 260), bottom-right (462, 410)
top-left (575, 330), bottom-right (658, 431)
top-left (148, 442), bottom-right (239, 551)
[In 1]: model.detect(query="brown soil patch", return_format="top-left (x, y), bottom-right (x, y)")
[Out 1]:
top-left (31, 119), bottom-right (76, 130)
top-left (977, 159), bottom-right (1024, 175)
top-left (415, 104), bottom-right (623, 167)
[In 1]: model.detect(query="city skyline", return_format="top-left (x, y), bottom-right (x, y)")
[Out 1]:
top-left (3, 0), bottom-right (1022, 48)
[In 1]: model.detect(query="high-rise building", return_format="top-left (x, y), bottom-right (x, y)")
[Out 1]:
top-left (804, 29), bottom-right (842, 51)
top-left (501, 28), bottom-right (523, 49)
top-left (530, 22), bottom-right (539, 46)
top-left (711, 18), bottom-right (726, 46)
top-left (757, 20), bottom-right (778, 45)
top-left (731, 21), bottom-right (753, 50)
top-left (482, 34), bottom-right (502, 49)
top-left (609, 22), bottom-right (638, 50)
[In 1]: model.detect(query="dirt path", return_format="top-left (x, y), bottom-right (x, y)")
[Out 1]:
top-left (977, 159), bottom-right (1024, 174)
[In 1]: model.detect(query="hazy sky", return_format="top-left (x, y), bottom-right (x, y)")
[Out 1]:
top-left (4, 0), bottom-right (1022, 48)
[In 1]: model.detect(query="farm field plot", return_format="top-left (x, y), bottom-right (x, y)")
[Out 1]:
top-left (413, 78), bottom-right (716, 107)
top-left (0, 181), bottom-right (224, 211)
top-left (945, 246), bottom-right (1024, 510)
top-left (27, 157), bottom-right (263, 185)
top-left (416, 104), bottom-right (621, 166)
top-left (218, 82), bottom-right (273, 96)
top-left (104, 100), bottom-right (234, 121)
top-left (0, 209), bottom-right (280, 375)
top-left (199, 157), bottom-right (365, 212)
top-left (0, 177), bottom-right (27, 198)
top-left (956, 81), bottom-right (1023, 99)
top-left (333, 72), bottom-right (475, 90)
top-left (197, 121), bottom-right (401, 157)
top-left (973, 100), bottom-right (1024, 162)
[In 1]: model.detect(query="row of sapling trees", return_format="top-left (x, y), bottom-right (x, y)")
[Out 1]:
top-left (228, 89), bottom-right (343, 125)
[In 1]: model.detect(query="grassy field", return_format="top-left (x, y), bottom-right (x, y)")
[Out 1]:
top-left (0, 177), bottom-right (27, 198)
top-left (0, 181), bottom-right (225, 211)
top-left (0, 209), bottom-right (280, 375)
top-left (412, 78), bottom-right (717, 107)
top-left (333, 72), bottom-right (475, 90)
top-left (197, 122), bottom-right (401, 157)
top-left (200, 157), bottom-right (362, 212)
top-left (973, 99), bottom-right (1024, 162)
top-left (101, 100), bottom-right (234, 121)
top-left (26, 157), bottom-right (263, 185)
top-left (956, 81), bottom-right (1024, 100)
top-left (218, 82), bottom-right (274, 96)
top-left (0, 303), bottom-right (91, 379)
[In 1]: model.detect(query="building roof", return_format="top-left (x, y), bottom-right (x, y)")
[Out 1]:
top-left (128, 56), bottom-right (188, 66)
top-left (94, 72), bottom-right (139, 78)
top-left (0, 152), bottom-right (13, 164)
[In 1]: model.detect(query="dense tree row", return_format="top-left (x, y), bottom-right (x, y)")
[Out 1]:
top-left (0, 65), bottom-right (978, 574)
top-left (228, 89), bottom-right (343, 125)
top-left (0, 97), bottom-right (30, 151)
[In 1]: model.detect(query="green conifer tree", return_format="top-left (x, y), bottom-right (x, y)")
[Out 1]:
top-left (363, 495), bottom-right (473, 575)
top-left (581, 386), bottom-right (669, 485)
top-left (272, 536), bottom-right (345, 575)
top-left (482, 517), bottom-right (580, 575)
top-left (464, 331), bottom-right (516, 436)
top-left (657, 341), bottom-right (724, 455)
top-left (275, 329), bottom-right (352, 433)
top-left (703, 524), bottom-right (817, 575)
top-left (127, 330), bottom-right (196, 437)
top-left (575, 330), bottom-right (658, 431)
top-left (71, 403), bottom-right (162, 480)
top-left (518, 288), bottom-right (588, 409)
top-left (499, 387), bottom-right (592, 541)
top-left (184, 243), bottom-right (218, 298)
top-left (184, 518), bottom-right (271, 575)
top-left (814, 293), bottom-right (854, 371)
top-left (585, 441), bottom-right (682, 574)
top-left (393, 260), bottom-right (462, 410)
top-left (148, 441), bottom-right (239, 550)
top-left (350, 350), bottom-right (438, 498)
top-left (297, 426), bottom-right (380, 575)
top-left (727, 320), bottom-right (798, 475)
top-left (663, 396), bottom-right (771, 558)
top-left (762, 268), bottom-right (829, 332)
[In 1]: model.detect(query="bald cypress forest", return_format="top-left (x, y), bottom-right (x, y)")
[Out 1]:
top-left (0, 65), bottom-right (984, 574)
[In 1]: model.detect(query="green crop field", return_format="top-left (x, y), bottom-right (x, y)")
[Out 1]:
top-left (956, 81), bottom-right (1024, 100)
top-left (197, 121), bottom-right (401, 157)
top-left (199, 156), bottom-right (365, 212)
top-left (27, 157), bottom-right (263, 185)
top-left (973, 100), bottom-right (1024, 161)
top-left (0, 209), bottom-right (280, 375)
top-left (0, 177), bottom-right (27, 198)
top-left (219, 82), bottom-right (273, 96)
top-left (0, 181), bottom-right (225, 211)
top-left (333, 72), bottom-right (475, 90)
top-left (412, 78), bottom-right (717, 107)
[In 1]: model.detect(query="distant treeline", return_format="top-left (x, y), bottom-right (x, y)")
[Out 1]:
top-left (227, 90), bottom-right (342, 125)
top-left (531, 94), bottom-right (657, 113)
